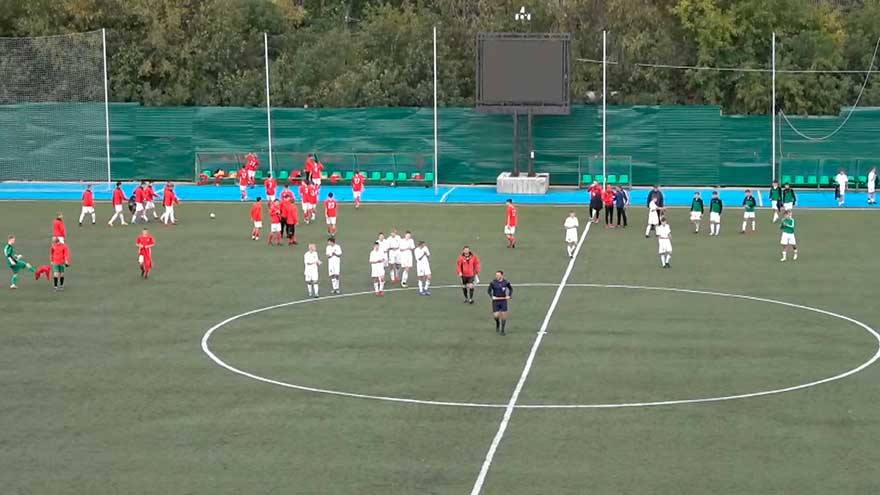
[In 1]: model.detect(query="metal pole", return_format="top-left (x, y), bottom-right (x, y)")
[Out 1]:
top-left (433, 26), bottom-right (438, 194)
top-left (264, 32), bottom-right (274, 176)
top-left (102, 28), bottom-right (112, 187)
top-left (513, 112), bottom-right (519, 175)
top-left (602, 30), bottom-right (607, 187)
top-left (771, 32), bottom-right (776, 182)
top-left (527, 111), bottom-right (533, 176)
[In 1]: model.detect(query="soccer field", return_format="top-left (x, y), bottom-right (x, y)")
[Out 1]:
top-left (2, 200), bottom-right (879, 494)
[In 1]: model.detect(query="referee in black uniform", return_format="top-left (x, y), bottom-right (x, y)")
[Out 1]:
top-left (488, 271), bottom-right (513, 335)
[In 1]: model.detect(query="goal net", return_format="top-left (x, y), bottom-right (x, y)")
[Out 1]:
top-left (0, 30), bottom-right (109, 182)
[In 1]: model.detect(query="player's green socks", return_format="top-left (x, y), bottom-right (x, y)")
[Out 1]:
top-left (11, 274), bottom-right (18, 286)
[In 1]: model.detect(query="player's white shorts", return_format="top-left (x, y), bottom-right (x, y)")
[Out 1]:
top-left (353, 190), bottom-right (362, 200)
top-left (400, 252), bottom-right (413, 269)
top-left (780, 233), bottom-right (797, 245)
top-left (326, 216), bottom-right (337, 226)
top-left (138, 254), bottom-right (144, 264)
top-left (504, 225), bottom-right (516, 235)
top-left (270, 222), bottom-right (281, 233)
top-left (253, 221), bottom-right (263, 229)
top-left (417, 262), bottom-right (432, 277)
top-left (146, 201), bottom-right (156, 210)
top-left (743, 211), bottom-right (756, 219)
top-left (328, 259), bottom-right (341, 277)
top-left (164, 205), bottom-right (175, 215)
top-left (658, 239), bottom-right (672, 254)
top-left (783, 202), bottom-right (794, 211)
top-left (690, 212), bottom-right (702, 221)
top-left (239, 185), bottom-right (247, 192)
top-left (565, 229), bottom-right (578, 243)
top-left (135, 202), bottom-right (144, 212)
top-left (710, 212), bottom-right (721, 223)
top-left (304, 266), bottom-right (319, 282)
top-left (303, 202), bottom-right (314, 212)
top-left (388, 250), bottom-right (400, 265)
top-left (56, 237), bottom-right (65, 244)
top-left (114, 204), bottom-right (123, 213)
top-left (81, 206), bottom-right (95, 215)
top-left (248, 170), bottom-right (256, 179)
top-left (267, 194), bottom-right (276, 202)
top-left (370, 263), bottom-right (385, 278)
top-left (869, 183), bottom-right (876, 194)
top-left (648, 211), bottom-right (659, 226)
top-left (313, 177), bottom-right (322, 186)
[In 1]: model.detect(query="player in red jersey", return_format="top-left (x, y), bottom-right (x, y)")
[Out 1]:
top-left (49, 236), bottom-right (70, 291)
top-left (250, 197), bottom-right (263, 240)
top-left (160, 182), bottom-right (179, 225)
top-left (238, 167), bottom-right (249, 201)
top-left (264, 172), bottom-right (278, 202)
top-left (306, 182), bottom-right (319, 222)
top-left (304, 154), bottom-right (317, 184)
top-left (588, 180), bottom-right (603, 224)
top-left (52, 213), bottom-right (67, 244)
top-left (298, 181), bottom-right (310, 224)
top-left (246, 152), bottom-right (259, 186)
top-left (324, 192), bottom-right (338, 235)
top-left (144, 181), bottom-right (159, 220)
top-left (136, 228), bottom-right (156, 278)
top-left (108, 181), bottom-right (128, 226)
top-left (280, 184), bottom-right (294, 203)
top-left (282, 198), bottom-right (299, 245)
top-left (312, 159), bottom-right (325, 187)
top-left (351, 170), bottom-right (365, 208)
top-left (504, 199), bottom-right (517, 248)
top-left (79, 184), bottom-right (96, 226)
top-left (268, 200), bottom-right (283, 246)
top-left (132, 182), bottom-right (148, 224)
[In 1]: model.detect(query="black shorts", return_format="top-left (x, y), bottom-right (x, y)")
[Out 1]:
top-left (461, 276), bottom-right (475, 285)
top-left (492, 300), bottom-right (509, 313)
top-left (590, 199), bottom-right (602, 210)
top-left (286, 223), bottom-right (296, 236)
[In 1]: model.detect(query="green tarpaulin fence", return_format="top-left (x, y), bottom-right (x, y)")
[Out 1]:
top-left (2, 103), bottom-right (879, 185)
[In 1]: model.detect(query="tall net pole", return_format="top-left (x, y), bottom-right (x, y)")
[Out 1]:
top-left (433, 26), bottom-right (439, 194)
top-left (771, 32), bottom-right (776, 182)
top-left (602, 30), bottom-right (607, 187)
top-left (264, 32), bottom-right (274, 176)
top-left (102, 28), bottom-right (112, 187)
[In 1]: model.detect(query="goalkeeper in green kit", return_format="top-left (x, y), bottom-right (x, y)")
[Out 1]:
top-left (5, 235), bottom-right (36, 289)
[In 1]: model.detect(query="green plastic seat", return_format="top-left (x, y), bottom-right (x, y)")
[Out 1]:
top-left (858, 175), bottom-right (868, 185)
top-left (370, 171), bottom-right (382, 181)
top-left (618, 174), bottom-right (630, 184)
top-left (384, 171), bottom-right (395, 181)
top-left (607, 174), bottom-right (618, 184)
top-left (819, 176), bottom-right (831, 185)
top-left (424, 172), bottom-right (434, 182)
top-left (201, 169), bottom-right (212, 177)
top-left (794, 176), bottom-right (806, 185)
top-left (595, 174), bottom-right (605, 184)
top-left (807, 175), bottom-right (818, 185)
top-left (254, 170), bottom-right (264, 180)
top-left (321, 171), bottom-right (328, 179)
top-left (397, 172), bottom-right (408, 182)
top-left (582, 174), bottom-right (592, 184)
top-left (781, 175), bottom-right (792, 185)
top-left (344, 171), bottom-right (354, 180)
top-left (277, 170), bottom-right (289, 181)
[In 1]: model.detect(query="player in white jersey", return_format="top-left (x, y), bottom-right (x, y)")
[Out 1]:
top-left (563, 212), bottom-right (579, 258)
top-left (868, 167), bottom-right (877, 205)
top-left (369, 241), bottom-right (387, 296)
top-left (414, 240), bottom-right (432, 296)
top-left (325, 237), bottom-right (342, 294)
top-left (386, 229), bottom-right (402, 284)
top-left (303, 243), bottom-right (322, 298)
top-left (398, 231), bottom-right (415, 288)
top-left (656, 217), bottom-right (672, 269)
top-left (835, 169), bottom-right (848, 206)
top-left (645, 198), bottom-right (660, 237)
top-left (375, 232), bottom-right (389, 276)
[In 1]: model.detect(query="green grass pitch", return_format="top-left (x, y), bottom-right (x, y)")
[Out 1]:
top-left (1, 200), bottom-right (879, 494)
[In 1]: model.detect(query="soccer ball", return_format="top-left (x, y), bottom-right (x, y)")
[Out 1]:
top-left (209, 213), bottom-right (216, 219)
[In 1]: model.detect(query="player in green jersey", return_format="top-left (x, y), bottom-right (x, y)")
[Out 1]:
top-left (741, 189), bottom-right (758, 234)
top-left (708, 191), bottom-right (723, 236)
top-left (689, 192), bottom-right (704, 233)
top-left (4, 235), bottom-right (36, 289)
top-left (781, 183), bottom-right (797, 213)
top-left (779, 211), bottom-right (798, 262)
top-left (769, 180), bottom-right (783, 222)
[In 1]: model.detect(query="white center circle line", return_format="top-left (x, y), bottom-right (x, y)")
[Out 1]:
top-left (201, 283), bottom-right (880, 409)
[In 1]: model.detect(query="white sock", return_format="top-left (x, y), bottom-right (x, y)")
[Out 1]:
top-left (773, 211), bottom-right (779, 222)
top-left (742, 221), bottom-right (747, 231)
top-left (793, 250), bottom-right (798, 259)
top-left (425, 279), bottom-right (430, 290)
top-left (373, 282), bottom-right (379, 293)
top-left (660, 256), bottom-right (665, 266)
top-left (751, 221), bottom-right (756, 231)
top-left (79, 211), bottom-right (86, 223)
top-left (307, 284), bottom-right (313, 296)
top-left (645, 225), bottom-right (651, 236)
top-left (418, 279), bottom-right (424, 291)
top-left (402, 271), bottom-right (408, 284)
top-left (313, 284), bottom-right (319, 296)
top-left (91, 213), bottom-right (95, 223)
top-left (781, 251), bottom-right (787, 260)
top-left (695, 223), bottom-right (700, 232)
top-left (379, 279), bottom-right (385, 291)
top-left (665, 254), bottom-right (671, 264)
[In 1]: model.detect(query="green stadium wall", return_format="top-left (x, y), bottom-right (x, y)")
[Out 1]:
top-left (3, 103), bottom-right (880, 185)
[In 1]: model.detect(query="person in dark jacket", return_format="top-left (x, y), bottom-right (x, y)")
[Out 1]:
top-left (614, 186), bottom-right (629, 227)
top-left (647, 185), bottom-right (664, 209)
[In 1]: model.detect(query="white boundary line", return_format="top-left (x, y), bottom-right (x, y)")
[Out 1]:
top-left (439, 186), bottom-right (457, 203)
top-left (201, 284), bottom-right (880, 410)
top-left (468, 222), bottom-right (592, 495)
top-left (756, 188), bottom-right (764, 207)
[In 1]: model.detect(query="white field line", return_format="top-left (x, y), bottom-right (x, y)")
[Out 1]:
top-left (439, 186), bottom-right (457, 203)
top-left (756, 188), bottom-right (763, 207)
top-left (468, 222), bottom-right (592, 495)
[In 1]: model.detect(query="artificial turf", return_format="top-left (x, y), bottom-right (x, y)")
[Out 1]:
top-left (1, 200), bottom-right (878, 494)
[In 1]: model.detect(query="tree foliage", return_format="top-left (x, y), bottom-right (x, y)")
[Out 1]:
top-left (2, 0), bottom-right (879, 114)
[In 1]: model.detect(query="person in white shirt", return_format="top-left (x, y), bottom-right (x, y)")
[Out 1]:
top-left (414, 240), bottom-right (432, 296)
top-left (563, 212), bottom-right (579, 258)
top-left (645, 198), bottom-right (660, 238)
top-left (325, 237), bottom-right (342, 294)
top-left (387, 229), bottom-right (402, 284)
top-left (868, 167), bottom-right (877, 205)
top-left (369, 242), bottom-right (387, 296)
top-left (303, 243), bottom-right (322, 298)
top-left (375, 232), bottom-right (388, 279)
top-left (656, 217), bottom-right (672, 269)
top-left (398, 231), bottom-right (415, 288)
top-left (835, 169), bottom-right (848, 206)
